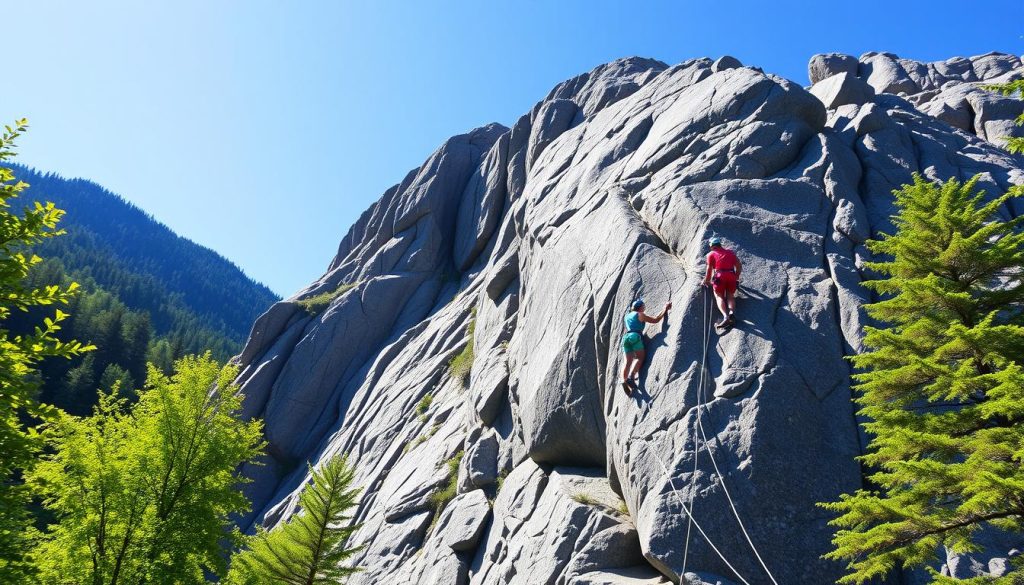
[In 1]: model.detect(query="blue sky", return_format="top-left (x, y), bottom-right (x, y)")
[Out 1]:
top-left (5, 0), bottom-right (1023, 296)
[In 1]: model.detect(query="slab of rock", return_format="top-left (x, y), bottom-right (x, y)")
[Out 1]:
top-left (682, 573), bottom-right (739, 585)
top-left (810, 72), bottom-right (875, 109)
top-left (861, 53), bottom-right (920, 95)
top-left (570, 566), bottom-right (672, 584)
top-left (712, 56), bottom-right (742, 73)
top-left (435, 489), bottom-right (491, 552)
top-left (458, 429), bottom-right (499, 491)
top-left (424, 551), bottom-right (469, 585)
top-left (808, 52), bottom-right (858, 83)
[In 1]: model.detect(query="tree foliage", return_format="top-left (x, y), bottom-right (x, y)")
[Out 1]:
top-left (0, 119), bottom-right (93, 581)
top-left (823, 175), bottom-right (1024, 584)
top-left (29, 354), bottom-right (264, 584)
top-left (227, 455), bottom-right (362, 585)
top-left (986, 79), bottom-right (1024, 154)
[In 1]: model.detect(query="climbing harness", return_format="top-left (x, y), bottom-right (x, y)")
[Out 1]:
top-left (642, 284), bottom-right (780, 585)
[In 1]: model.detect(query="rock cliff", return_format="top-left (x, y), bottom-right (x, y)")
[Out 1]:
top-left (232, 52), bottom-right (1024, 584)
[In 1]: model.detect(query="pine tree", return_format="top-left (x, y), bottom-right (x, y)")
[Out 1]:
top-left (0, 119), bottom-right (93, 581)
top-left (986, 80), bottom-right (1024, 154)
top-left (227, 455), bottom-right (363, 585)
top-left (822, 175), bottom-right (1024, 584)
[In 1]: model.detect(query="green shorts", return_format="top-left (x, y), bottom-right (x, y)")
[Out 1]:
top-left (621, 332), bottom-right (644, 354)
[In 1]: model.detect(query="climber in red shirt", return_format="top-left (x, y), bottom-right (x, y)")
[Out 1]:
top-left (702, 236), bottom-right (741, 329)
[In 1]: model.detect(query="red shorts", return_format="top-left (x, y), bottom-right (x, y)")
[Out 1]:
top-left (712, 271), bottom-right (738, 295)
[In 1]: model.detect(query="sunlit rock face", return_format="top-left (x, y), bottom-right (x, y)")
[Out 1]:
top-left (233, 52), bottom-right (1024, 584)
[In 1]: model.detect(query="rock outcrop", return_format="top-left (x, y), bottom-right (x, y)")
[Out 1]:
top-left (233, 52), bottom-right (1024, 584)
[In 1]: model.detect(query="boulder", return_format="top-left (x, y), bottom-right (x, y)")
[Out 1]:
top-left (458, 429), bottom-right (500, 491)
top-left (861, 53), bottom-right (920, 95)
top-left (808, 52), bottom-right (858, 83)
top-left (435, 489), bottom-right (491, 552)
top-left (712, 55), bottom-right (742, 73)
top-left (810, 71), bottom-right (875, 109)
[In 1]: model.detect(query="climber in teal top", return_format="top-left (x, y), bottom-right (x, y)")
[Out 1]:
top-left (621, 298), bottom-right (670, 396)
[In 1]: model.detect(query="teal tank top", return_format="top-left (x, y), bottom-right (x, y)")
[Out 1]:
top-left (624, 311), bottom-right (643, 333)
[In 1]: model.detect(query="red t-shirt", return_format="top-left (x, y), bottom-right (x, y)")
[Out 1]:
top-left (707, 247), bottom-right (738, 272)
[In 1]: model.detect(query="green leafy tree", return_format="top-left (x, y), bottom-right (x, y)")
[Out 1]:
top-left (823, 175), bottom-right (1024, 584)
top-left (0, 119), bottom-right (93, 581)
top-left (30, 354), bottom-right (264, 584)
top-left (227, 455), bottom-right (363, 585)
top-left (97, 362), bottom-right (134, 401)
top-left (986, 80), bottom-right (1024, 153)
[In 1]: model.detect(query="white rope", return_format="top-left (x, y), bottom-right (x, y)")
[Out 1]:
top-left (681, 280), bottom-right (711, 572)
top-left (692, 286), bottom-right (781, 585)
top-left (646, 441), bottom-right (755, 585)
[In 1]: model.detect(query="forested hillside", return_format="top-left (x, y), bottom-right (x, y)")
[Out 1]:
top-left (6, 165), bottom-right (279, 413)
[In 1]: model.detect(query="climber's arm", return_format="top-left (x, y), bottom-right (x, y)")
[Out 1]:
top-left (640, 303), bottom-right (672, 323)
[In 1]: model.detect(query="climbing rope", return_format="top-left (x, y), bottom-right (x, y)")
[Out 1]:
top-left (646, 283), bottom-right (781, 585)
top-left (647, 440), bottom-right (756, 585)
top-left (690, 285), bottom-right (781, 585)
top-left (681, 279), bottom-right (711, 573)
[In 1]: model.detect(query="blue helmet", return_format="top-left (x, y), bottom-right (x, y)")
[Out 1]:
top-left (632, 299), bottom-right (645, 310)
top-left (709, 236), bottom-right (723, 247)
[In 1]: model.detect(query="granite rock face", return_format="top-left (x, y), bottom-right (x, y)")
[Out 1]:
top-left (234, 53), bottom-right (1024, 583)
top-left (807, 50), bottom-right (1024, 148)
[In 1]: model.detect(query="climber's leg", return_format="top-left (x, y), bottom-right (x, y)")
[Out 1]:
top-left (630, 348), bottom-right (645, 380)
top-left (714, 273), bottom-right (738, 327)
top-left (723, 273), bottom-right (738, 324)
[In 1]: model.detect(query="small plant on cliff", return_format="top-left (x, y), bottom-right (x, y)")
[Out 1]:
top-left (448, 309), bottom-right (476, 385)
top-left (416, 392), bottom-right (433, 421)
top-left (404, 423), bottom-right (440, 453)
top-left (428, 450), bottom-right (463, 517)
top-left (297, 281), bottom-right (360, 314)
top-left (822, 175), bottom-right (1024, 584)
top-left (228, 455), bottom-right (363, 585)
top-left (30, 354), bottom-right (264, 584)
top-left (570, 491), bottom-right (599, 506)
top-left (495, 468), bottom-right (509, 494)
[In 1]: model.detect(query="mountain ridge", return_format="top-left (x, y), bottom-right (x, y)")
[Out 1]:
top-left (5, 165), bottom-right (278, 413)
top-left (15, 165), bottom-right (279, 340)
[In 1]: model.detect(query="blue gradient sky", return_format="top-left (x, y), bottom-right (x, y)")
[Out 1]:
top-left (5, 1), bottom-right (1022, 295)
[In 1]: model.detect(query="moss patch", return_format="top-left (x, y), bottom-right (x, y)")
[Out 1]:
top-left (428, 450), bottom-right (463, 516)
top-left (448, 309), bottom-right (476, 385)
top-left (416, 393), bottom-right (433, 422)
top-left (296, 281), bottom-right (360, 314)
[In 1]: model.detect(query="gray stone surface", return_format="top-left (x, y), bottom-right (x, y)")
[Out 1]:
top-left (808, 52), bottom-right (859, 84)
top-left (436, 489), bottom-right (491, 552)
top-left (711, 56), bottom-right (742, 73)
top-left (683, 573), bottom-right (739, 585)
top-left (861, 53), bottom-right (919, 95)
top-left (458, 429), bottom-right (500, 491)
top-left (232, 53), bottom-right (1024, 584)
top-left (809, 51), bottom-right (1024, 147)
top-left (571, 566), bottom-right (672, 584)
top-left (810, 72), bottom-right (875, 109)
